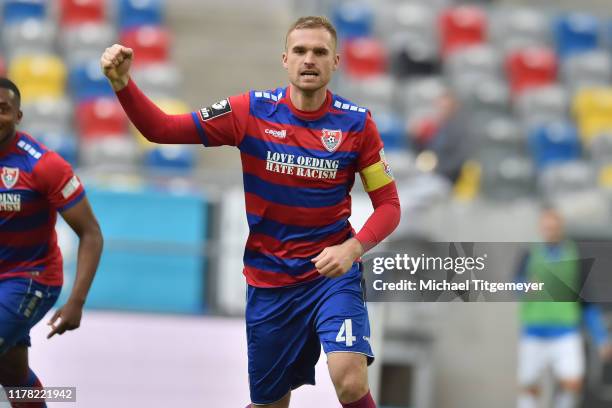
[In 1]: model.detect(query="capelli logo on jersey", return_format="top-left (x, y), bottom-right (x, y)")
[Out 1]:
top-left (265, 128), bottom-right (287, 139)
top-left (0, 193), bottom-right (21, 211)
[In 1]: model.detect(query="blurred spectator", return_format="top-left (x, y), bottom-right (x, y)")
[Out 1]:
top-left (516, 207), bottom-right (612, 408)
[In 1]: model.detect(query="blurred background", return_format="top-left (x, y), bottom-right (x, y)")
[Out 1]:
top-left (2, 0), bottom-right (612, 406)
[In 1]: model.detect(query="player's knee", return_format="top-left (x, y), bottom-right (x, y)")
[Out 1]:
top-left (333, 371), bottom-right (369, 403)
top-left (559, 379), bottom-right (583, 393)
top-left (521, 385), bottom-right (541, 397)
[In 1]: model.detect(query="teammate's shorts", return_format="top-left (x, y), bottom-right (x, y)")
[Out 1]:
top-left (0, 277), bottom-right (61, 355)
top-left (518, 331), bottom-right (585, 386)
top-left (245, 263), bottom-right (374, 405)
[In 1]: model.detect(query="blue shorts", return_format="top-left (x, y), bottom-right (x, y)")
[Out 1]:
top-left (245, 263), bottom-right (374, 405)
top-left (0, 278), bottom-right (61, 355)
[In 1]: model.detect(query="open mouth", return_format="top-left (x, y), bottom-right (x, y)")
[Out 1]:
top-left (300, 71), bottom-right (319, 78)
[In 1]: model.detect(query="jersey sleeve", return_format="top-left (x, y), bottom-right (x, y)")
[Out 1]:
top-left (34, 151), bottom-right (85, 212)
top-left (192, 93), bottom-right (250, 147)
top-left (357, 112), bottom-right (394, 193)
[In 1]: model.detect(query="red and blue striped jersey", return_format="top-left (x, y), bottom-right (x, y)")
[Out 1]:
top-left (0, 132), bottom-right (85, 286)
top-left (192, 86), bottom-right (394, 288)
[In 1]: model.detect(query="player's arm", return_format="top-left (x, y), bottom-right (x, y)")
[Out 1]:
top-left (100, 44), bottom-right (201, 144)
top-left (48, 197), bottom-right (103, 339)
top-left (313, 114), bottom-right (401, 278)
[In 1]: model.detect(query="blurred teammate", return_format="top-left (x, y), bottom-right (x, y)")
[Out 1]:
top-left (101, 16), bottom-right (400, 408)
top-left (0, 78), bottom-right (103, 407)
top-left (516, 208), bottom-right (611, 408)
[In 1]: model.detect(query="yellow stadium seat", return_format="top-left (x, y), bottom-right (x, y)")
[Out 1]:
top-left (598, 165), bottom-right (612, 188)
top-left (453, 160), bottom-right (481, 201)
top-left (573, 88), bottom-right (612, 143)
top-left (130, 98), bottom-right (191, 149)
top-left (8, 55), bottom-right (67, 102)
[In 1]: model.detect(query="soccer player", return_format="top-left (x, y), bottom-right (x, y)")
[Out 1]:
top-left (0, 78), bottom-right (103, 408)
top-left (101, 16), bottom-right (400, 408)
top-left (516, 208), bottom-right (611, 408)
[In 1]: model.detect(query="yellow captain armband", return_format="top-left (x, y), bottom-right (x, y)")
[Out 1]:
top-left (360, 149), bottom-right (394, 192)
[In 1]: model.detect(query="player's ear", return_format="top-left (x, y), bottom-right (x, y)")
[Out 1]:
top-left (282, 51), bottom-right (288, 69)
top-left (332, 53), bottom-right (340, 72)
top-left (16, 109), bottom-right (23, 124)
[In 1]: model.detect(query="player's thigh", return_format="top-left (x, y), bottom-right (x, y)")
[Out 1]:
top-left (551, 333), bottom-right (585, 387)
top-left (315, 273), bottom-right (374, 362)
top-left (0, 345), bottom-right (28, 385)
top-left (518, 336), bottom-right (549, 388)
top-left (246, 285), bottom-right (320, 405)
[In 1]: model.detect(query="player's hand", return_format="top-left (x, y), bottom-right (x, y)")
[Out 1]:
top-left (100, 44), bottom-right (134, 91)
top-left (46, 301), bottom-right (83, 339)
top-left (312, 238), bottom-right (364, 278)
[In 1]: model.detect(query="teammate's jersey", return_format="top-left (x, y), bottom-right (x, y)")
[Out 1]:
top-left (192, 86), bottom-right (394, 287)
top-left (0, 132), bottom-right (85, 286)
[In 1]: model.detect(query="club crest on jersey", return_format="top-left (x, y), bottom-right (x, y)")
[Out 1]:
top-left (321, 129), bottom-right (342, 152)
top-left (1, 167), bottom-right (19, 189)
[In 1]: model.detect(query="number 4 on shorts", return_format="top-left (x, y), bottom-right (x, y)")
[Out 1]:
top-left (336, 319), bottom-right (356, 347)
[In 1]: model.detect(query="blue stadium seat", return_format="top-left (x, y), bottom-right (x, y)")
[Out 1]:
top-left (373, 112), bottom-right (406, 151)
top-left (144, 145), bottom-right (196, 172)
top-left (528, 121), bottom-right (581, 170)
top-left (37, 132), bottom-right (79, 166)
top-left (118, 0), bottom-right (164, 30)
top-left (3, 0), bottom-right (46, 25)
top-left (554, 13), bottom-right (600, 59)
top-left (332, 1), bottom-right (373, 40)
top-left (69, 59), bottom-right (114, 101)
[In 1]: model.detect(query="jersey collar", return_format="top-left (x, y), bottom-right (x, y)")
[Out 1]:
top-left (284, 86), bottom-right (332, 121)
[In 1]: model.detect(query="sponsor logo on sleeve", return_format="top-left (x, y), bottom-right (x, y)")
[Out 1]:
top-left (321, 129), bottom-right (342, 152)
top-left (199, 98), bottom-right (232, 121)
top-left (61, 176), bottom-right (81, 199)
top-left (1, 167), bottom-right (19, 189)
top-left (380, 149), bottom-right (393, 179)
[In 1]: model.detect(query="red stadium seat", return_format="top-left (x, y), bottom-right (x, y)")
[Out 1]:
top-left (120, 26), bottom-right (171, 67)
top-left (59, 0), bottom-right (105, 26)
top-left (507, 47), bottom-right (558, 96)
top-left (342, 37), bottom-right (386, 79)
top-left (439, 6), bottom-right (487, 57)
top-left (75, 97), bottom-right (128, 139)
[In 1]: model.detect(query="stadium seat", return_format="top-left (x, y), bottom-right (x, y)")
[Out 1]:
top-left (506, 47), bottom-right (557, 96)
top-left (332, 1), bottom-right (374, 40)
top-left (554, 13), bottom-right (600, 59)
top-left (589, 133), bottom-right (612, 165)
top-left (480, 155), bottom-right (535, 200)
top-left (342, 37), bottom-right (386, 79)
top-left (118, 0), bottom-right (164, 30)
top-left (460, 78), bottom-right (510, 115)
top-left (36, 132), bottom-right (79, 166)
top-left (445, 45), bottom-right (501, 82)
top-left (120, 26), bottom-right (171, 67)
top-left (538, 160), bottom-right (595, 198)
top-left (20, 97), bottom-right (73, 134)
top-left (388, 32), bottom-right (440, 78)
top-left (573, 88), bottom-right (612, 142)
top-left (3, 0), bottom-right (46, 25)
top-left (489, 7), bottom-right (550, 53)
top-left (528, 121), bottom-right (581, 170)
top-left (515, 85), bottom-right (569, 126)
top-left (398, 77), bottom-right (447, 118)
top-left (61, 23), bottom-right (116, 65)
top-left (8, 55), bottom-right (67, 102)
top-left (59, 0), bottom-right (105, 27)
top-left (478, 115), bottom-right (525, 154)
top-left (75, 98), bottom-right (129, 138)
top-left (439, 5), bottom-right (487, 57)
top-left (372, 112), bottom-right (407, 151)
top-left (2, 19), bottom-right (56, 60)
top-left (130, 63), bottom-right (181, 99)
top-left (144, 145), bottom-right (196, 172)
top-left (561, 50), bottom-right (612, 93)
top-left (69, 59), bottom-right (115, 101)
top-left (80, 135), bottom-right (141, 166)
top-left (336, 75), bottom-right (393, 117)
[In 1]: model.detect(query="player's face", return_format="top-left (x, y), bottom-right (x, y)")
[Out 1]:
top-left (283, 28), bottom-right (339, 93)
top-left (540, 210), bottom-right (564, 243)
top-left (0, 88), bottom-right (21, 146)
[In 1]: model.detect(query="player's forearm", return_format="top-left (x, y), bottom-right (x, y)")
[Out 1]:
top-left (355, 182), bottom-right (401, 252)
top-left (115, 78), bottom-right (200, 144)
top-left (67, 227), bottom-right (103, 306)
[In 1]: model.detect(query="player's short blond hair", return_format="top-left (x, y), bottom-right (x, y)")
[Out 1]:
top-left (285, 16), bottom-right (338, 51)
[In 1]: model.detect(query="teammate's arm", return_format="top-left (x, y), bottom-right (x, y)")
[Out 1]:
top-left (100, 44), bottom-right (201, 144)
top-left (48, 198), bottom-right (103, 338)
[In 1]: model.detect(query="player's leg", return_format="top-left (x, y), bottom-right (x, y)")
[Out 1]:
top-left (517, 335), bottom-right (547, 408)
top-left (245, 282), bottom-right (321, 407)
top-left (552, 333), bottom-right (585, 408)
top-left (316, 264), bottom-right (376, 407)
